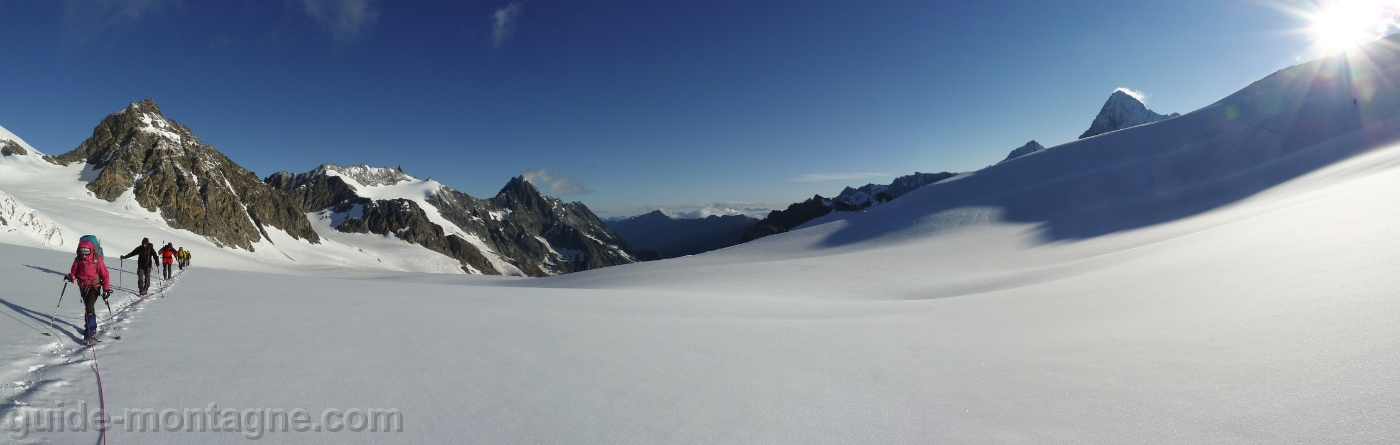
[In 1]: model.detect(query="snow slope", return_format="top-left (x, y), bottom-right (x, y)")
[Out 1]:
top-left (0, 125), bottom-right (36, 153)
top-left (5, 141), bottom-right (1400, 443)
top-left (7, 35), bottom-right (1400, 445)
top-left (0, 143), bottom-right (496, 277)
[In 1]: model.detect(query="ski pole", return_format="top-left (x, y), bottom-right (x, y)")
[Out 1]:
top-left (119, 258), bottom-right (123, 289)
top-left (46, 281), bottom-right (68, 336)
top-left (104, 296), bottom-right (112, 318)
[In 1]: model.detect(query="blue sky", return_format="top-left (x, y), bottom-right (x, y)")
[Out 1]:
top-left (0, 0), bottom-right (1348, 218)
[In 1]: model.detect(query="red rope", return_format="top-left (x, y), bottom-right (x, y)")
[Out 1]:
top-left (85, 269), bottom-right (183, 443)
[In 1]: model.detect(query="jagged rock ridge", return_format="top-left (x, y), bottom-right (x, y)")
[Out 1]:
top-left (1079, 90), bottom-right (1180, 139)
top-left (267, 165), bottom-right (641, 276)
top-left (740, 195), bottom-right (858, 243)
top-left (742, 171), bottom-right (959, 244)
top-left (48, 99), bottom-right (318, 250)
top-left (835, 171), bottom-right (959, 208)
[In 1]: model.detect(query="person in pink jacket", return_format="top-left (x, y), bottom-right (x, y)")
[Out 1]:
top-left (66, 239), bottom-right (110, 345)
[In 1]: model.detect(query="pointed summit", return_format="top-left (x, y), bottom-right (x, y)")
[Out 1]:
top-left (49, 99), bottom-right (319, 250)
top-left (500, 175), bottom-right (541, 196)
top-left (1000, 140), bottom-right (1046, 163)
top-left (1079, 89), bottom-right (1179, 139)
top-left (497, 175), bottom-right (550, 212)
top-left (127, 98), bottom-right (163, 116)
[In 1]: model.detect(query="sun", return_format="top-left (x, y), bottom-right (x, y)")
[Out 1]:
top-left (1307, 0), bottom-right (1400, 54)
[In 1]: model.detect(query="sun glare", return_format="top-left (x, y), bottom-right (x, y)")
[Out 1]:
top-left (1307, 0), bottom-right (1400, 54)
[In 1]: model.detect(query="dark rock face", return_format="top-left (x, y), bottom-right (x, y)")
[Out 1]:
top-left (266, 165), bottom-right (641, 277)
top-left (1, 140), bottom-right (26, 157)
top-left (1079, 90), bottom-right (1180, 139)
top-left (835, 172), bottom-right (958, 208)
top-left (265, 169), bottom-right (365, 212)
top-left (1000, 140), bottom-right (1046, 163)
top-left (740, 195), bottom-right (857, 243)
top-left (605, 210), bottom-right (758, 259)
top-left (49, 99), bottom-right (319, 250)
top-left (435, 177), bottom-right (641, 276)
top-left (336, 199), bottom-right (498, 274)
top-left (740, 171), bottom-right (958, 244)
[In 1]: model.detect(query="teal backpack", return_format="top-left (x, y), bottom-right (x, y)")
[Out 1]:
top-left (79, 235), bottom-right (103, 257)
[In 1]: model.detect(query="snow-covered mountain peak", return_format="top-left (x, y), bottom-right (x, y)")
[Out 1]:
top-left (44, 99), bottom-right (320, 250)
top-left (315, 163), bottom-right (416, 187)
top-left (1079, 89), bottom-right (1179, 139)
top-left (114, 98), bottom-right (187, 144)
top-left (124, 97), bottom-right (163, 115)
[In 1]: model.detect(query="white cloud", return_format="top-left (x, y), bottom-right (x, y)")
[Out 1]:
top-left (668, 202), bottom-right (775, 219)
top-left (492, 1), bottom-right (524, 49)
top-left (1115, 87), bottom-right (1147, 102)
top-left (60, 0), bottom-right (169, 45)
top-left (598, 202), bottom-right (781, 220)
top-left (302, 0), bottom-right (379, 43)
top-left (522, 168), bottom-right (593, 195)
top-left (789, 173), bottom-right (892, 182)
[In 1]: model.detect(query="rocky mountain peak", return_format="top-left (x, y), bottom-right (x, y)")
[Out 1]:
top-left (51, 98), bottom-right (198, 170)
top-left (126, 98), bottom-right (163, 116)
top-left (497, 175), bottom-right (552, 210)
top-left (501, 175), bottom-right (535, 193)
top-left (1079, 90), bottom-right (1179, 139)
top-left (49, 99), bottom-right (319, 250)
top-left (1000, 140), bottom-right (1046, 163)
top-left (639, 210), bottom-right (670, 220)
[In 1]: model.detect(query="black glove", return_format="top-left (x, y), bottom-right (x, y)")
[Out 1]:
top-left (64, 275), bottom-right (73, 283)
top-left (103, 290), bottom-right (112, 300)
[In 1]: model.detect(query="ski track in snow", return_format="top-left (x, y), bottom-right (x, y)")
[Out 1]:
top-left (1, 261), bottom-right (183, 444)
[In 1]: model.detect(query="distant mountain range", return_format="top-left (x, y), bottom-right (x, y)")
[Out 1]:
top-left (0, 99), bottom-right (641, 276)
top-left (605, 210), bottom-right (757, 259)
top-left (1, 88), bottom-right (1182, 274)
top-left (740, 170), bottom-right (959, 244)
top-left (670, 89), bottom-right (1175, 249)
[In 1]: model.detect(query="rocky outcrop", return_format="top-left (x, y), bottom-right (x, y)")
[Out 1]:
top-left (432, 177), bottom-right (640, 275)
top-left (740, 171), bottom-right (959, 244)
top-left (335, 199), bottom-right (498, 274)
top-left (999, 140), bottom-right (1045, 163)
top-left (740, 195), bottom-right (858, 243)
top-left (835, 171), bottom-right (958, 208)
top-left (1079, 90), bottom-right (1179, 139)
top-left (1, 140), bottom-right (26, 157)
top-left (265, 168), bottom-right (366, 213)
top-left (267, 165), bottom-right (641, 276)
top-left (49, 99), bottom-right (319, 250)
